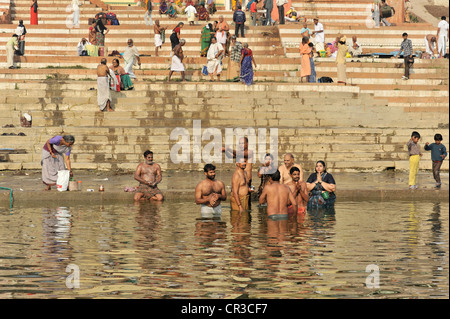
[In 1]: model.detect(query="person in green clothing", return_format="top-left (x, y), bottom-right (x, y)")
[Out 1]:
top-left (200, 23), bottom-right (213, 57)
top-left (5, 34), bottom-right (19, 69)
top-left (110, 58), bottom-right (134, 91)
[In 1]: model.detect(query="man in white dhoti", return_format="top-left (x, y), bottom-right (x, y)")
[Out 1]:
top-left (437, 16), bottom-right (449, 58)
top-left (424, 34), bottom-right (437, 56)
top-left (185, 4), bottom-right (197, 25)
top-left (97, 58), bottom-right (116, 112)
top-left (123, 39), bottom-right (141, 79)
top-left (207, 36), bottom-right (224, 81)
top-left (154, 19), bottom-right (166, 57)
top-left (169, 39), bottom-right (186, 81)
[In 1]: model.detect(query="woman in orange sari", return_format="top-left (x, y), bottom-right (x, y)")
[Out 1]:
top-left (299, 36), bottom-right (311, 83)
top-left (30, 0), bottom-right (38, 25)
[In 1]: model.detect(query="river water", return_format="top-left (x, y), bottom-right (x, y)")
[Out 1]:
top-left (0, 200), bottom-right (448, 299)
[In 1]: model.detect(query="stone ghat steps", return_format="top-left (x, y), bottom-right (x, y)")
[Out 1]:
top-left (0, 73), bottom-right (447, 91)
top-left (1, 78), bottom-right (447, 97)
top-left (0, 56), bottom-right (448, 75)
top-left (2, 126), bottom-right (447, 166)
top-left (0, 78), bottom-right (447, 100)
top-left (0, 112), bottom-right (442, 130)
top-left (0, 70), bottom-right (447, 89)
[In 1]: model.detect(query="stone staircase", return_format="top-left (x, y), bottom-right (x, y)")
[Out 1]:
top-left (0, 0), bottom-right (448, 173)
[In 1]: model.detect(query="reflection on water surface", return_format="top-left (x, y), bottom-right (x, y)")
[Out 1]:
top-left (0, 200), bottom-right (448, 299)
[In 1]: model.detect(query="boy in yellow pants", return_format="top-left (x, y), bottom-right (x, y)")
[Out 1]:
top-left (406, 131), bottom-right (422, 189)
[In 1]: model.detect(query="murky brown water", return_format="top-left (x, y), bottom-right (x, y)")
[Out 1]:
top-left (0, 200), bottom-right (448, 299)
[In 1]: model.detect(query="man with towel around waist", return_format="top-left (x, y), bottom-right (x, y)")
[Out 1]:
top-left (169, 39), bottom-right (186, 81)
top-left (97, 58), bottom-right (116, 112)
top-left (195, 164), bottom-right (227, 218)
top-left (231, 157), bottom-right (251, 212)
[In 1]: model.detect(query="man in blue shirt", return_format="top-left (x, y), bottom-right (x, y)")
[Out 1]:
top-left (425, 134), bottom-right (447, 188)
top-left (233, 4), bottom-right (246, 38)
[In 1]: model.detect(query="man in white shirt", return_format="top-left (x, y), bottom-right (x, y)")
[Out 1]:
top-left (185, 4), bottom-right (197, 25)
top-left (123, 39), bottom-right (141, 79)
top-left (276, 0), bottom-right (288, 25)
top-left (437, 16), bottom-right (449, 58)
top-left (311, 17), bottom-right (325, 52)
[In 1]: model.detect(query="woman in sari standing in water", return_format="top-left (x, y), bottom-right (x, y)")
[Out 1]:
top-left (30, 0), bottom-right (38, 25)
top-left (240, 43), bottom-right (257, 86)
top-left (306, 160), bottom-right (336, 210)
top-left (41, 135), bottom-right (75, 191)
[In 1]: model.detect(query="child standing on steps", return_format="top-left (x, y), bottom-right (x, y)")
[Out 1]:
top-left (406, 131), bottom-right (422, 189)
top-left (425, 134), bottom-right (447, 189)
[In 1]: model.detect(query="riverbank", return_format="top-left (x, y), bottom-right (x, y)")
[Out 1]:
top-left (0, 170), bottom-right (448, 207)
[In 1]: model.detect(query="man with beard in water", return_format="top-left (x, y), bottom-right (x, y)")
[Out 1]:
top-left (134, 150), bottom-right (164, 201)
top-left (195, 164), bottom-right (227, 218)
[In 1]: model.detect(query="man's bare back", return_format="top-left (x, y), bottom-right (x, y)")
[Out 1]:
top-left (260, 182), bottom-right (297, 215)
top-left (173, 44), bottom-right (184, 61)
top-left (97, 63), bottom-right (109, 77)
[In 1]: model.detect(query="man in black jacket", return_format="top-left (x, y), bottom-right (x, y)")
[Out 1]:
top-left (233, 5), bottom-right (246, 38)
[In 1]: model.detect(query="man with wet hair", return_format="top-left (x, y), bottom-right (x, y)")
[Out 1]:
top-left (259, 169), bottom-right (297, 220)
top-left (134, 150), bottom-right (164, 201)
top-left (195, 163), bottom-right (227, 218)
top-left (231, 157), bottom-right (250, 212)
top-left (286, 166), bottom-right (309, 214)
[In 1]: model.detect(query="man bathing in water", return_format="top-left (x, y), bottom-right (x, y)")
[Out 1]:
top-left (223, 136), bottom-right (255, 208)
top-left (279, 153), bottom-right (304, 184)
top-left (231, 157), bottom-right (251, 213)
top-left (222, 137), bottom-right (254, 183)
top-left (134, 150), bottom-right (164, 201)
top-left (195, 164), bottom-right (227, 218)
top-left (259, 170), bottom-right (297, 221)
top-left (286, 166), bottom-right (309, 215)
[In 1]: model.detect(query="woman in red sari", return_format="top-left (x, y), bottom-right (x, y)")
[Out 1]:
top-left (30, 0), bottom-right (38, 25)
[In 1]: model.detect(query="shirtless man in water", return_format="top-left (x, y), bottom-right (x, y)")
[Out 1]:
top-left (134, 150), bottom-right (164, 201)
top-left (231, 157), bottom-right (250, 213)
top-left (286, 166), bottom-right (309, 215)
top-left (223, 136), bottom-right (255, 208)
top-left (259, 169), bottom-right (297, 221)
top-left (195, 163), bottom-right (227, 218)
top-left (279, 153), bottom-right (304, 184)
